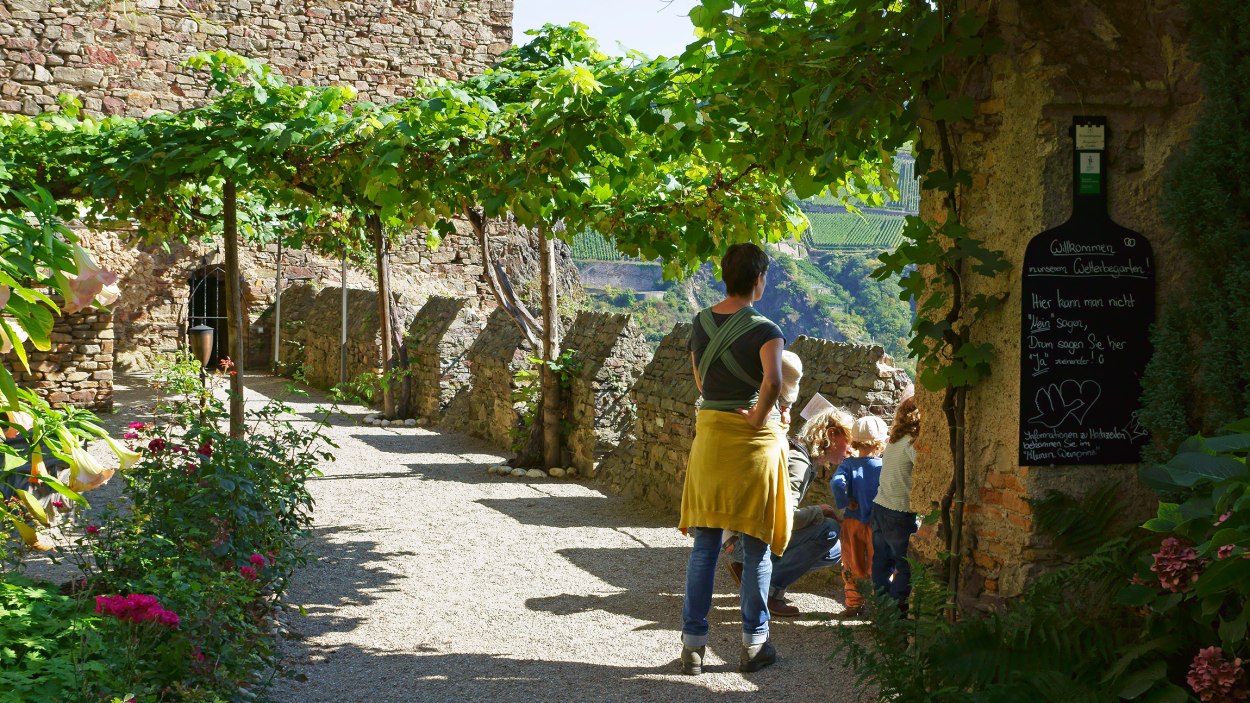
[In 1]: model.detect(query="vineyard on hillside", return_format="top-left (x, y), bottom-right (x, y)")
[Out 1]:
top-left (570, 230), bottom-right (630, 261)
top-left (802, 211), bottom-right (908, 251)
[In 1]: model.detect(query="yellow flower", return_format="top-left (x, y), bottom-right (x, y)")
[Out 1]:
top-left (10, 516), bottom-right (53, 551)
top-left (55, 427), bottom-right (115, 493)
top-left (101, 434), bottom-right (142, 472)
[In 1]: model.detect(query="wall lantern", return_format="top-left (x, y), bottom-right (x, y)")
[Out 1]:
top-left (188, 325), bottom-right (215, 369)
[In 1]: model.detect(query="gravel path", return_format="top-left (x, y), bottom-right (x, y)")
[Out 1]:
top-left (222, 375), bottom-right (870, 703)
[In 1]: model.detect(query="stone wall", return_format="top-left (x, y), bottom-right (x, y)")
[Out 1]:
top-left (2, 306), bottom-right (114, 412)
top-left (248, 280), bottom-right (320, 371)
top-left (561, 311), bottom-right (651, 474)
top-left (910, 0), bottom-right (1202, 606)
top-left (295, 286), bottom-right (384, 392)
top-left (787, 336), bottom-right (912, 420)
top-left (0, 0), bottom-right (512, 116)
top-left (600, 323), bottom-right (699, 511)
top-left (2, 0), bottom-right (518, 404)
top-left (576, 261), bottom-right (665, 292)
top-left (597, 325), bottom-right (913, 514)
top-left (439, 308), bottom-right (530, 449)
top-left (405, 296), bottom-right (487, 420)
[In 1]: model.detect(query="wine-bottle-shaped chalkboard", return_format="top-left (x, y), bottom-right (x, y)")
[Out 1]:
top-left (1018, 116), bottom-right (1155, 466)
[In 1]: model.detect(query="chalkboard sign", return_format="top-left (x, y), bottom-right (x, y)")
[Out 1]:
top-left (1019, 117), bottom-right (1155, 466)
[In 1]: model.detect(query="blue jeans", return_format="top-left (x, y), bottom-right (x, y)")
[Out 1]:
top-left (870, 504), bottom-right (916, 603)
top-left (682, 527), bottom-right (771, 647)
top-left (729, 518), bottom-right (841, 597)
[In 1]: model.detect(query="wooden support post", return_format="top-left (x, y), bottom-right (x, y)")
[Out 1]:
top-left (223, 180), bottom-right (245, 437)
top-left (539, 226), bottom-right (561, 469)
top-left (369, 215), bottom-right (396, 420)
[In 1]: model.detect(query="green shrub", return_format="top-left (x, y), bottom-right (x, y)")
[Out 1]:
top-left (835, 420), bottom-right (1250, 702)
top-left (0, 576), bottom-right (103, 703)
top-left (2, 352), bottom-right (335, 701)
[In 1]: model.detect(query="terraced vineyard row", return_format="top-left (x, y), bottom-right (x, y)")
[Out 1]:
top-left (803, 211), bottom-right (908, 251)
top-left (570, 230), bottom-right (630, 261)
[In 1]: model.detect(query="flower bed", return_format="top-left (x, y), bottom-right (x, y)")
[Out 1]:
top-left (1, 354), bottom-right (333, 702)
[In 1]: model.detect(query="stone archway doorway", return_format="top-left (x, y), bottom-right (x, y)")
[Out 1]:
top-left (188, 265), bottom-right (230, 368)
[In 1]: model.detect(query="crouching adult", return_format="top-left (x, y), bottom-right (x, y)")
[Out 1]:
top-left (725, 403), bottom-right (853, 617)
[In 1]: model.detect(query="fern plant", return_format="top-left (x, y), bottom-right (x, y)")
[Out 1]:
top-left (833, 489), bottom-right (1149, 702)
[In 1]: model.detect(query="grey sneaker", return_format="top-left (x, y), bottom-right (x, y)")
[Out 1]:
top-left (681, 645), bottom-right (706, 675)
top-left (739, 641), bottom-right (777, 673)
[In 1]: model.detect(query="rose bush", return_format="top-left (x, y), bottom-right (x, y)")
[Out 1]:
top-left (1, 353), bottom-right (334, 702)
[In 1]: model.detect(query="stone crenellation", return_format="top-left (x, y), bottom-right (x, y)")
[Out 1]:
top-left (296, 286), bottom-right (386, 391)
top-left (560, 311), bottom-right (651, 474)
top-left (249, 279), bottom-right (320, 371)
top-left (599, 323), bottom-right (699, 510)
top-left (405, 296), bottom-right (487, 420)
top-left (439, 307), bottom-right (530, 449)
top-left (3, 305), bottom-right (114, 412)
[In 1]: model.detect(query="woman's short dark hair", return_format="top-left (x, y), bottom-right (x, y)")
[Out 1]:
top-left (721, 243), bottom-right (769, 297)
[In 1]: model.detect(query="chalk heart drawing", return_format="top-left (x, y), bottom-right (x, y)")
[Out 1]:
top-left (1028, 379), bottom-right (1102, 430)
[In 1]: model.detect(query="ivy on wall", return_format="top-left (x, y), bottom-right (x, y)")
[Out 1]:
top-left (1140, 0), bottom-right (1250, 458)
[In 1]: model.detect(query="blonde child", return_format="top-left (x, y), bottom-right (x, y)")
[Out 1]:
top-left (831, 415), bottom-right (888, 618)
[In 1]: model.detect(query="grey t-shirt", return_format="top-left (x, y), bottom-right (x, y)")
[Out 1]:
top-left (874, 435), bottom-right (916, 513)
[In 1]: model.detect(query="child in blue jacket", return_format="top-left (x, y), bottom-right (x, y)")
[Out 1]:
top-left (831, 415), bottom-right (888, 617)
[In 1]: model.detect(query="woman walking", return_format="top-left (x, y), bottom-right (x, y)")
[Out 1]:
top-left (679, 243), bottom-right (791, 675)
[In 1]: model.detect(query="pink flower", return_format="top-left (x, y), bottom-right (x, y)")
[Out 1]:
top-left (0, 318), bottom-right (29, 355)
top-left (123, 431), bottom-right (138, 440)
top-left (1152, 537), bottom-right (1205, 593)
top-left (249, 553), bottom-right (266, 567)
top-left (198, 439), bottom-right (213, 457)
top-left (51, 499), bottom-right (66, 509)
top-left (85, 525), bottom-right (99, 535)
top-left (94, 593), bottom-right (180, 629)
top-left (127, 422), bottom-right (147, 430)
top-left (60, 244), bottom-right (120, 314)
top-left (191, 646), bottom-right (206, 663)
top-left (1218, 545), bottom-right (1237, 560)
top-left (1217, 511), bottom-right (1234, 526)
top-left (1188, 646), bottom-right (1249, 703)
top-left (148, 438), bottom-right (166, 452)
top-left (239, 566), bottom-right (258, 581)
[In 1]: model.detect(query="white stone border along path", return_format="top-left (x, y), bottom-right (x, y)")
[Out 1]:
top-left (245, 375), bottom-right (867, 703)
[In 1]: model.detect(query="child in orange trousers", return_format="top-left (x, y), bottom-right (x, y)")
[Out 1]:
top-left (831, 415), bottom-right (889, 616)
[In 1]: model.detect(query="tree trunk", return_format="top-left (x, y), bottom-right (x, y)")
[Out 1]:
top-left (222, 181), bottom-right (245, 437)
top-left (388, 288), bottom-right (411, 418)
top-left (539, 226), bottom-right (562, 470)
top-left (465, 207), bottom-right (541, 349)
top-left (368, 214), bottom-right (396, 420)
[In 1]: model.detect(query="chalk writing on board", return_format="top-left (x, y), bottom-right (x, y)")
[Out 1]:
top-left (1019, 231), bottom-right (1154, 465)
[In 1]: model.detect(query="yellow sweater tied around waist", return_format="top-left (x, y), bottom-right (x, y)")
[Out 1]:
top-left (679, 409), bottom-right (793, 556)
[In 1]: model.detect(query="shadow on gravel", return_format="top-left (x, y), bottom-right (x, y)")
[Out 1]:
top-left (286, 526), bottom-right (411, 639)
top-left (275, 644), bottom-right (803, 703)
top-left (476, 496), bottom-right (673, 529)
top-left (350, 429), bottom-right (503, 457)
